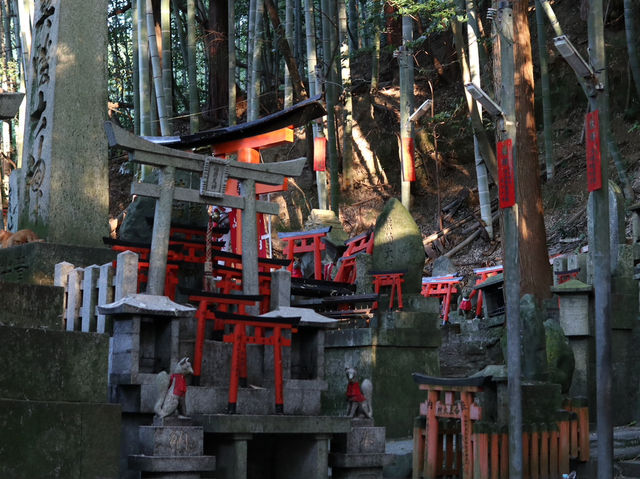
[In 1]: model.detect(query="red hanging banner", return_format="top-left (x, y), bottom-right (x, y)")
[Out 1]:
top-left (497, 139), bottom-right (515, 208)
top-left (585, 110), bottom-right (602, 192)
top-left (401, 136), bottom-right (416, 182)
top-left (313, 136), bottom-right (326, 172)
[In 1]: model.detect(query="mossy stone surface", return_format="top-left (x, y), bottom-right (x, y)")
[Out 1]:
top-left (372, 198), bottom-right (425, 294)
top-left (0, 326), bottom-right (109, 402)
top-left (0, 399), bottom-right (120, 479)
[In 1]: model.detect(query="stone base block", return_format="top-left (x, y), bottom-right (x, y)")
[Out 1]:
top-left (0, 325), bottom-right (109, 402)
top-left (332, 426), bottom-right (386, 454)
top-left (0, 281), bottom-right (64, 329)
top-left (129, 454), bottom-right (215, 474)
top-left (330, 452), bottom-right (390, 468)
top-left (0, 398), bottom-right (120, 479)
top-left (140, 426), bottom-right (204, 456)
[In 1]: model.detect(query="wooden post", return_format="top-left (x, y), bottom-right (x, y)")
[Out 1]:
top-left (424, 390), bottom-right (439, 479)
top-left (497, 3), bottom-right (523, 477)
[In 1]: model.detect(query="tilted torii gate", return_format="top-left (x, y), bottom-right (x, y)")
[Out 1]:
top-left (104, 122), bottom-right (307, 299)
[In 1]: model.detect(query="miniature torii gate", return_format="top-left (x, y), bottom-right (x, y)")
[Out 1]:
top-left (104, 122), bottom-right (306, 298)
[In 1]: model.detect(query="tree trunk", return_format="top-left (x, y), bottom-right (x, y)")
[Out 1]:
top-left (348, 0), bottom-right (358, 51)
top-left (338, 0), bottom-right (354, 190)
top-left (161, 0), bottom-right (172, 127)
top-left (466, 0), bottom-right (493, 239)
top-left (264, 0), bottom-right (307, 103)
top-left (535, 0), bottom-right (553, 179)
top-left (284, 0), bottom-right (293, 108)
top-left (249, 0), bottom-right (264, 121)
top-left (147, 0), bottom-right (170, 136)
top-left (247, 0), bottom-right (256, 117)
top-left (228, 0), bottom-right (236, 125)
top-left (624, 1), bottom-right (640, 99)
top-left (451, 13), bottom-right (499, 182)
top-left (370, 0), bottom-right (381, 91)
top-left (304, 0), bottom-right (328, 209)
top-left (206, 0), bottom-right (228, 126)
top-left (138, 0), bottom-right (152, 137)
top-left (399, 14), bottom-right (414, 211)
top-left (187, 0), bottom-right (200, 132)
top-left (321, 0), bottom-right (340, 213)
top-left (513, 0), bottom-right (552, 299)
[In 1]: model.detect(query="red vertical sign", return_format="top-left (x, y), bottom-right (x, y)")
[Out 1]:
top-left (401, 136), bottom-right (416, 182)
top-left (585, 110), bottom-right (602, 192)
top-left (497, 139), bottom-right (515, 208)
top-left (313, 136), bottom-right (326, 171)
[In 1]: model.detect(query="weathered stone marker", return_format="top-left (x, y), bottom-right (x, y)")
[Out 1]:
top-left (104, 122), bottom-right (306, 297)
top-left (11, 0), bottom-right (109, 245)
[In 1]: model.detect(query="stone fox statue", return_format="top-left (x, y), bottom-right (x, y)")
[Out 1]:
top-left (154, 357), bottom-right (194, 418)
top-left (345, 367), bottom-right (373, 419)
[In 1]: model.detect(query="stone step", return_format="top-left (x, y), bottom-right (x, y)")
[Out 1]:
top-left (0, 281), bottom-right (64, 330)
top-left (0, 398), bottom-right (120, 479)
top-left (0, 325), bottom-right (109, 402)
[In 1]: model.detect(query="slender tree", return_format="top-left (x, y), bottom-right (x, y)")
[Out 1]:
top-left (249, 0), bottom-right (264, 121)
top-left (228, 0), bottom-right (236, 125)
top-left (466, 0), bottom-right (493, 238)
top-left (264, 0), bottom-right (307, 102)
top-left (146, 0), bottom-right (170, 136)
top-left (304, 0), bottom-right (328, 209)
top-left (161, 0), bottom-right (172, 127)
top-left (370, 0), bottom-right (382, 91)
top-left (398, 13), bottom-right (414, 210)
top-left (321, 0), bottom-right (340, 212)
top-left (338, 0), bottom-right (354, 189)
top-left (138, 0), bottom-right (152, 137)
top-left (535, 0), bottom-right (553, 179)
top-left (206, 0), bottom-right (229, 126)
top-left (284, 0), bottom-right (293, 108)
top-left (186, 0), bottom-right (200, 132)
top-left (623, 0), bottom-right (640, 99)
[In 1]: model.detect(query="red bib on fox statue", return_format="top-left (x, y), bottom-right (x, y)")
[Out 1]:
top-left (170, 374), bottom-right (188, 397)
top-left (346, 381), bottom-right (366, 403)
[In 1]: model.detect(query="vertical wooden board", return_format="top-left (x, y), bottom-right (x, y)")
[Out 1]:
top-left (66, 268), bottom-right (84, 332)
top-left (97, 263), bottom-right (114, 333)
top-left (81, 265), bottom-right (100, 332)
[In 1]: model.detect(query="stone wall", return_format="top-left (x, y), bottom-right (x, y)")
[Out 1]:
top-left (323, 295), bottom-right (441, 438)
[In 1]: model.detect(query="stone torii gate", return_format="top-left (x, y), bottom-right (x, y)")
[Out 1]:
top-left (104, 122), bottom-right (306, 298)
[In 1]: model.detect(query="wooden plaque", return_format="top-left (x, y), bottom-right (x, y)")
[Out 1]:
top-left (200, 156), bottom-right (229, 198)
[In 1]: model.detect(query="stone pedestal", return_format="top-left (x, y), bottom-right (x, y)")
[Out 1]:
top-left (14, 0), bottom-right (109, 246)
top-left (330, 419), bottom-right (390, 479)
top-left (130, 418), bottom-right (215, 478)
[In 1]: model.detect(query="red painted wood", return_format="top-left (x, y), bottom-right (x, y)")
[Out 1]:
top-left (497, 139), bottom-right (515, 208)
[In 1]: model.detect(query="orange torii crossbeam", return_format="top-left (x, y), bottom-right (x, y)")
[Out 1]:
top-left (216, 311), bottom-right (300, 414)
top-left (278, 227), bottom-right (331, 280)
